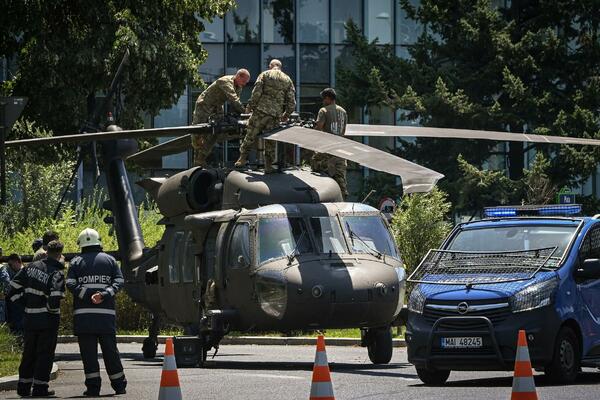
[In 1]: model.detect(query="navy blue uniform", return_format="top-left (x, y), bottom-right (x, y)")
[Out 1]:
top-left (66, 247), bottom-right (126, 394)
top-left (3, 265), bottom-right (25, 334)
top-left (7, 258), bottom-right (65, 396)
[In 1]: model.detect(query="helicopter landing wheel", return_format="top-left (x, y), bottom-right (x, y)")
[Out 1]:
top-left (366, 327), bottom-right (393, 364)
top-left (142, 337), bottom-right (158, 359)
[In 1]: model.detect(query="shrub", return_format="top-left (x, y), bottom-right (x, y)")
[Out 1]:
top-left (391, 188), bottom-right (452, 276)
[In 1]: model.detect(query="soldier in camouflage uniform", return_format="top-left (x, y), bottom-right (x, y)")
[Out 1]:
top-left (311, 88), bottom-right (349, 199)
top-left (192, 69), bottom-right (250, 167)
top-left (234, 59), bottom-right (296, 173)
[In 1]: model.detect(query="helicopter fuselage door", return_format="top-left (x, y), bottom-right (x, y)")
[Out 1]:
top-left (222, 220), bottom-right (255, 320)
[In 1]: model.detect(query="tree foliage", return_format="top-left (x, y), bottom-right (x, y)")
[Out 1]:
top-left (391, 188), bottom-right (452, 274)
top-left (337, 1), bottom-right (600, 208)
top-left (0, 0), bottom-right (235, 133)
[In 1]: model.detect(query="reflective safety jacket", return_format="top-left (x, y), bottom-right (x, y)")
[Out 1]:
top-left (66, 248), bottom-right (124, 335)
top-left (7, 258), bottom-right (65, 331)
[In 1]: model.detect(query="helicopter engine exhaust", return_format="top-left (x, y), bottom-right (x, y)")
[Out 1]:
top-left (150, 168), bottom-right (225, 217)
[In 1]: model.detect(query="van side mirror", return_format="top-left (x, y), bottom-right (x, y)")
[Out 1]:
top-left (575, 259), bottom-right (600, 280)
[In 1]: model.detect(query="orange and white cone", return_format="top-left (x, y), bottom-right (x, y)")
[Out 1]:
top-left (158, 337), bottom-right (182, 400)
top-left (511, 330), bottom-right (538, 400)
top-left (309, 335), bottom-right (335, 400)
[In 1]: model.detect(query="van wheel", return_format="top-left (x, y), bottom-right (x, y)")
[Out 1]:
top-left (416, 368), bottom-right (451, 385)
top-left (367, 328), bottom-right (393, 364)
top-left (544, 326), bottom-right (580, 384)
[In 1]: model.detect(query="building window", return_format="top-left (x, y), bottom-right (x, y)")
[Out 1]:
top-left (366, 0), bottom-right (393, 44)
top-left (334, 45), bottom-right (355, 79)
top-left (332, 0), bottom-right (362, 43)
top-left (200, 17), bottom-right (224, 43)
top-left (299, 0), bottom-right (329, 43)
top-left (300, 45), bottom-right (329, 83)
top-left (263, 44), bottom-right (296, 82)
top-left (263, 0), bottom-right (295, 44)
top-left (200, 44), bottom-right (225, 83)
top-left (396, 0), bottom-right (422, 46)
top-left (155, 92), bottom-right (189, 169)
top-left (226, 0), bottom-right (260, 43)
top-left (299, 84), bottom-right (324, 116)
top-left (227, 44), bottom-right (261, 81)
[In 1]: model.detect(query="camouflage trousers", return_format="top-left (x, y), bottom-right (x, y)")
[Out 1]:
top-left (191, 105), bottom-right (223, 167)
top-left (312, 153), bottom-right (348, 199)
top-left (239, 111), bottom-right (279, 166)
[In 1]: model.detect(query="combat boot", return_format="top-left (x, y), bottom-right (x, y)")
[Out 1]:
top-left (234, 154), bottom-right (247, 168)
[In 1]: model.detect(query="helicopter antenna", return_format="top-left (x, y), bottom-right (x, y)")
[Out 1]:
top-left (361, 189), bottom-right (376, 204)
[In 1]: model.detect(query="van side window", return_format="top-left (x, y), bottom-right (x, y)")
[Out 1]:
top-left (580, 226), bottom-right (600, 260)
top-left (182, 232), bottom-right (195, 283)
top-left (169, 231), bottom-right (185, 283)
top-left (228, 223), bottom-right (251, 268)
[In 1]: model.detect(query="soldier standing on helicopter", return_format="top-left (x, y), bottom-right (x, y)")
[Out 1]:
top-left (234, 59), bottom-right (296, 173)
top-left (192, 69), bottom-right (251, 167)
top-left (311, 88), bottom-right (349, 199)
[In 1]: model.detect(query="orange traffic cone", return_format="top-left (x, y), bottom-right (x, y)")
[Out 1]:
top-left (309, 335), bottom-right (335, 400)
top-left (158, 338), bottom-right (182, 400)
top-left (511, 330), bottom-right (538, 400)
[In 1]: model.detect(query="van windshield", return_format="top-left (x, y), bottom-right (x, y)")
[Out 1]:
top-left (447, 225), bottom-right (577, 258)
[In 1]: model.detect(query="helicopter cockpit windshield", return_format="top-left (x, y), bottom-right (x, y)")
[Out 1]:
top-left (341, 215), bottom-right (399, 259)
top-left (258, 217), bottom-right (313, 264)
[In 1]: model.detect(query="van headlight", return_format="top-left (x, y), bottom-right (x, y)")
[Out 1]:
top-left (255, 270), bottom-right (287, 319)
top-left (393, 267), bottom-right (407, 317)
top-left (407, 285), bottom-right (426, 314)
top-left (510, 278), bottom-right (558, 313)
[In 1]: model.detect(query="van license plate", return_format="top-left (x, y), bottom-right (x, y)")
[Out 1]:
top-left (441, 337), bottom-right (483, 348)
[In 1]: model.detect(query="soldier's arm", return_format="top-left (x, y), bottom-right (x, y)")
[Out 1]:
top-left (247, 75), bottom-right (264, 112)
top-left (316, 107), bottom-right (327, 131)
top-left (283, 81), bottom-right (296, 118)
top-left (66, 261), bottom-right (90, 301)
top-left (218, 79), bottom-right (244, 114)
top-left (100, 258), bottom-right (124, 299)
top-left (48, 271), bottom-right (65, 313)
top-left (6, 268), bottom-right (26, 305)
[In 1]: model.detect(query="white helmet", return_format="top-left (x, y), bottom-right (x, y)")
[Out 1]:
top-left (77, 228), bottom-right (102, 248)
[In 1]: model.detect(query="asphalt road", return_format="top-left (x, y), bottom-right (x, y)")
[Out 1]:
top-left (1, 342), bottom-right (600, 399)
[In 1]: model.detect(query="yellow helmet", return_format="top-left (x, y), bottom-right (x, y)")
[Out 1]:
top-left (77, 228), bottom-right (102, 248)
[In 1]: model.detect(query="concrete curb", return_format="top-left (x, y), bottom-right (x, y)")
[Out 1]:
top-left (0, 362), bottom-right (59, 392)
top-left (57, 335), bottom-right (406, 347)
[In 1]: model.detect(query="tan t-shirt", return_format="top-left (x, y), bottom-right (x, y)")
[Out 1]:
top-left (317, 104), bottom-right (347, 136)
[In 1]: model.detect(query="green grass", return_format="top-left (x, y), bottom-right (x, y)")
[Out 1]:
top-left (0, 324), bottom-right (21, 377)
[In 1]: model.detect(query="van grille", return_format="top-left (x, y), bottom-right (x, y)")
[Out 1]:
top-left (424, 302), bottom-right (511, 329)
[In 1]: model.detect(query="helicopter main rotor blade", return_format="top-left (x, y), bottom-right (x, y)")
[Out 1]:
top-left (262, 126), bottom-right (444, 193)
top-left (127, 135), bottom-right (192, 167)
top-left (5, 124), bottom-right (215, 147)
top-left (345, 124), bottom-right (600, 146)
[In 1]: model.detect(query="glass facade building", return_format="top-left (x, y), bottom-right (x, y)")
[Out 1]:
top-left (155, 0), bottom-right (426, 197)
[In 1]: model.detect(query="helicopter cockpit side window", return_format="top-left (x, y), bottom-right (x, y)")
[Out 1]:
top-left (258, 217), bottom-right (313, 264)
top-left (228, 222), bottom-right (251, 269)
top-left (168, 231), bottom-right (185, 283)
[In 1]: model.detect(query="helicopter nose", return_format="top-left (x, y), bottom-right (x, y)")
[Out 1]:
top-left (283, 259), bottom-right (400, 327)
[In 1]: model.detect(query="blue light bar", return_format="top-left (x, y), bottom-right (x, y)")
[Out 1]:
top-left (484, 204), bottom-right (582, 218)
top-left (484, 207), bottom-right (517, 217)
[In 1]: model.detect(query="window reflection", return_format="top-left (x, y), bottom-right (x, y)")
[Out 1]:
top-left (300, 45), bottom-right (329, 83)
top-left (334, 45), bottom-right (355, 78)
top-left (332, 0), bottom-right (362, 43)
top-left (155, 93), bottom-right (189, 169)
top-left (310, 217), bottom-right (347, 254)
top-left (227, 44), bottom-right (260, 82)
top-left (226, 0), bottom-right (259, 43)
top-left (299, 0), bottom-right (329, 43)
top-left (200, 17), bottom-right (224, 43)
top-left (263, 0), bottom-right (294, 43)
top-left (200, 44), bottom-right (224, 83)
top-left (366, 0), bottom-right (393, 44)
top-left (342, 216), bottom-right (398, 258)
top-left (299, 84), bottom-right (323, 116)
top-left (396, 0), bottom-right (422, 45)
top-left (263, 44), bottom-right (296, 82)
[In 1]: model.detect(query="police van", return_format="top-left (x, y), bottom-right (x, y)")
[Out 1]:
top-left (406, 205), bottom-right (600, 385)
